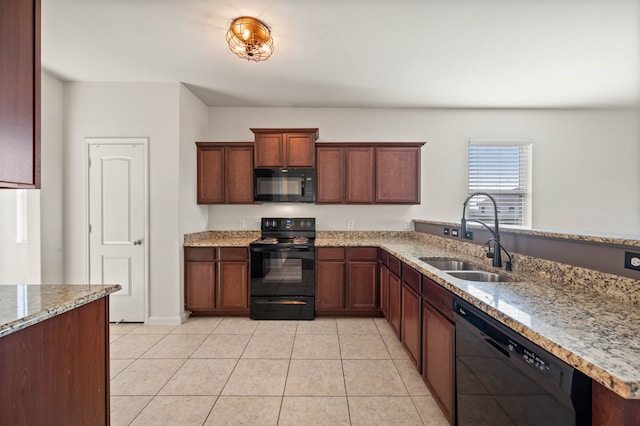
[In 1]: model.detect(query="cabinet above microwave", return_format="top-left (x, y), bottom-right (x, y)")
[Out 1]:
top-left (250, 128), bottom-right (319, 168)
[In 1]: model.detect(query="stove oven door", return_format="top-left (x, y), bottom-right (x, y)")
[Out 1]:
top-left (249, 246), bottom-right (315, 320)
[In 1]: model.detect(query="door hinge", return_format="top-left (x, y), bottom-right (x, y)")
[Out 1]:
top-left (88, 158), bottom-right (91, 167)
top-left (89, 224), bottom-right (92, 233)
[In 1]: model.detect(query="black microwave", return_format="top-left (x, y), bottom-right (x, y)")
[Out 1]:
top-left (254, 168), bottom-right (315, 203)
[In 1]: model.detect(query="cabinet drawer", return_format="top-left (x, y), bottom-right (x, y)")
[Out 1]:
top-left (402, 264), bottom-right (421, 294)
top-left (186, 247), bottom-right (216, 262)
top-left (389, 256), bottom-right (401, 276)
top-left (348, 247), bottom-right (378, 261)
top-left (317, 247), bottom-right (346, 261)
top-left (423, 277), bottom-right (454, 322)
top-left (219, 247), bottom-right (248, 261)
top-left (378, 249), bottom-right (389, 266)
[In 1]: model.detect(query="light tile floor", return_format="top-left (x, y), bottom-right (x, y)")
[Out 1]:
top-left (110, 317), bottom-right (449, 426)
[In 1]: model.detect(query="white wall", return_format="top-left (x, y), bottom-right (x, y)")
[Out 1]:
top-left (40, 71), bottom-right (65, 283)
top-left (178, 84), bottom-right (209, 318)
top-left (64, 82), bottom-right (182, 323)
top-left (206, 107), bottom-right (640, 236)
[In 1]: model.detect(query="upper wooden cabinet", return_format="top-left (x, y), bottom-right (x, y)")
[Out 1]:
top-left (0, 0), bottom-right (40, 188)
top-left (250, 128), bottom-right (319, 168)
top-left (196, 142), bottom-right (254, 204)
top-left (376, 146), bottom-right (421, 204)
top-left (316, 142), bottom-right (424, 204)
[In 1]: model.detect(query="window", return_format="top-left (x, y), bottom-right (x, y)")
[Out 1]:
top-left (467, 140), bottom-right (532, 227)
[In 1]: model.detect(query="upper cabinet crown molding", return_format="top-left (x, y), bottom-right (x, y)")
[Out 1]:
top-left (0, 0), bottom-right (41, 188)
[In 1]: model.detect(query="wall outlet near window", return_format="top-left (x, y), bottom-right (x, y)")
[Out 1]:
top-left (347, 219), bottom-right (355, 229)
top-left (625, 251), bottom-right (640, 271)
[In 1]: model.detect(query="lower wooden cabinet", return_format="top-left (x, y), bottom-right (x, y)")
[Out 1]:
top-left (184, 247), bottom-right (249, 315)
top-left (316, 247), bottom-right (379, 315)
top-left (316, 247), bottom-right (346, 310)
top-left (379, 262), bottom-right (390, 318)
top-left (592, 381), bottom-right (640, 426)
top-left (401, 283), bottom-right (422, 370)
top-left (388, 271), bottom-right (401, 336)
top-left (0, 298), bottom-right (109, 424)
top-left (422, 278), bottom-right (455, 425)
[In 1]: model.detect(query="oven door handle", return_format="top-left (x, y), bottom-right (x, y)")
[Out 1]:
top-left (254, 300), bottom-right (308, 305)
top-left (250, 247), bottom-right (313, 253)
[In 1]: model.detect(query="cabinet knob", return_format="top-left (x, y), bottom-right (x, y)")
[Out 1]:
top-left (133, 239), bottom-right (143, 246)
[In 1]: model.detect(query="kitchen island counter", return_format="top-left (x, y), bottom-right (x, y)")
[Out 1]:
top-left (0, 284), bottom-right (120, 338)
top-left (0, 284), bottom-right (120, 425)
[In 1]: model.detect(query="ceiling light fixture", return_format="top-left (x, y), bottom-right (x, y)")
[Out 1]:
top-left (226, 16), bottom-right (274, 62)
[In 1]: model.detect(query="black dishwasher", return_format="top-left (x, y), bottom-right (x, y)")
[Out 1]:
top-left (454, 299), bottom-right (591, 426)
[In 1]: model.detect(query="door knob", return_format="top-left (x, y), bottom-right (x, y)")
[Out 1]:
top-left (133, 239), bottom-right (143, 246)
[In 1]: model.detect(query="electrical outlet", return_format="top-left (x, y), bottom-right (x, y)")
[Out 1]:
top-left (238, 219), bottom-right (246, 229)
top-left (465, 231), bottom-right (474, 240)
top-left (347, 219), bottom-right (354, 229)
top-left (405, 220), bottom-right (412, 230)
top-left (625, 251), bottom-right (640, 271)
top-left (443, 227), bottom-right (450, 236)
top-left (451, 228), bottom-right (459, 237)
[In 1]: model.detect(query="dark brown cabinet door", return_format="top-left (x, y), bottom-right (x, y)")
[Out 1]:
top-left (285, 133), bottom-right (315, 167)
top-left (347, 261), bottom-right (378, 310)
top-left (379, 263), bottom-right (390, 318)
top-left (185, 247), bottom-right (249, 315)
top-left (375, 147), bottom-right (421, 204)
top-left (316, 146), bottom-right (344, 203)
top-left (251, 128), bottom-right (318, 168)
top-left (592, 381), bottom-right (640, 426)
top-left (226, 145), bottom-right (254, 203)
top-left (345, 147), bottom-right (374, 203)
top-left (197, 146), bottom-right (225, 203)
top-left (217, 261), bottom-right (249, 310)
top-left (401, 284), bottom-right (421, 370)
top-left (0, 0), bottom-right (40, 188)
top-left (316, 261), bottom-right (346, 310)
top-left (254, 134), bottom-right (284, 167)
top-left (196, 143), bottom-right (254, 204)
top-left (388, 272), bottom-right (401, 336)
top-left (185, 261), bottom-right (216, 311)
top-left (423, 302), bottom-right (455, 425)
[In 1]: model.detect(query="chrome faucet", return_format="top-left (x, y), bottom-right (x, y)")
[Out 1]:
top-left (461, 192), bottom-right (512, 271)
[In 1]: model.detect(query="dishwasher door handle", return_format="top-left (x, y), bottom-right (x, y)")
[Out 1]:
top-left (484, 338), bottom-right (510, 358)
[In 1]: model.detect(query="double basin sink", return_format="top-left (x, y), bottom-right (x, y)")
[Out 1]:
top-left (419, 258), bottom-right (518, 283)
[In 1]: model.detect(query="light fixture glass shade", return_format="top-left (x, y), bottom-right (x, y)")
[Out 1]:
top-left (226, 16), bottom-right (274, 62)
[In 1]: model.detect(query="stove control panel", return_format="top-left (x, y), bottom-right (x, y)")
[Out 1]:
top-left (261, 217), bottom-right (316, 232)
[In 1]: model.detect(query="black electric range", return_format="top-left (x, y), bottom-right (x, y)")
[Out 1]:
top-left (249, 218), bottom-right (316, 320)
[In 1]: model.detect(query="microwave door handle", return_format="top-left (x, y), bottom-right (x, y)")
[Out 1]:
top-left (301, 176), bottom-right (305, 196)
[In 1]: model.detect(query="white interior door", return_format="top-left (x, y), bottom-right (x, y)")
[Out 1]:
top-left (88, 139), bottom-right (147, 322)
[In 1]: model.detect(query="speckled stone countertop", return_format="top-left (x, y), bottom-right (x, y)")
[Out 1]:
top-left (184, 229), bottom-right (640, 399)
top-left (184, 230), bottom-right (260, 247)
top-left (0, 284), bottom-right (121, 339)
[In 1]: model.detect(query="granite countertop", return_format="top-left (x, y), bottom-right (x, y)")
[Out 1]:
top-left (0, 284), bottom-right (121, 338)
top-left (184, 230), bottom-right (640, 399)
top-left (184, 230), bottom-right (260, 247)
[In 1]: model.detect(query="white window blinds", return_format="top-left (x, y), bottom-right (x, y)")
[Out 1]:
top-left (467, 140), bottom-right (532, 227)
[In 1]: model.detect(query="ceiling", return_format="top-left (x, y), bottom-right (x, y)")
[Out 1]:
top-left (42, 0), bottom-right (640, 108)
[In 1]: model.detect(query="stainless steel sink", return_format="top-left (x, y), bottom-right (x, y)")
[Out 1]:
top-left (419, 258), bottom-right (480, 271)
top-left (420, 257), bottom-right (518, 282)
top-left (446, 270), bottom-right (514, 282)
